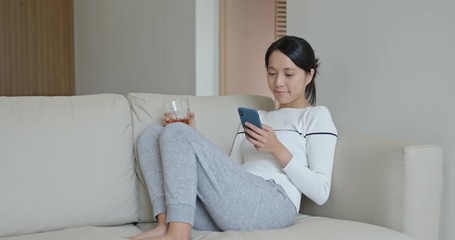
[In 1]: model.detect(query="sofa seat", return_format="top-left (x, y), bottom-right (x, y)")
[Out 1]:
top-left (135, 214), bottom-right (412, 240)
top-left (0, 216), bottom-right (413, 240)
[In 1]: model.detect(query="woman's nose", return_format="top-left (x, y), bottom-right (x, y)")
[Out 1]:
top-left (275, 74), bottom-right (285, 86)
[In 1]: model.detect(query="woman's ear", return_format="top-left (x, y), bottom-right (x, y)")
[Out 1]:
top-left (305, 69), bottom-right (315, 86)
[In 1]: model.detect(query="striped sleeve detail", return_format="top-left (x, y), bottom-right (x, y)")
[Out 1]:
top-left (304, 132), bottom-right (338, 138)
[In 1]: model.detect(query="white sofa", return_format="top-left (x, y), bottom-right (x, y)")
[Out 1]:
top-left (0, 93), bottom-right (443, 240)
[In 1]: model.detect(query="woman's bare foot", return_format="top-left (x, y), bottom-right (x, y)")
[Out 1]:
top-left (144, 222), bottom-right (192, 240)
top-left (129, 224), bottom-right (167, 240)
top-left (129, 214), bottom-right (168, 240)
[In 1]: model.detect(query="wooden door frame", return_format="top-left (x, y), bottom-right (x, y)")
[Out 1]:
top-left (0, 0), bottom-right (75, 96)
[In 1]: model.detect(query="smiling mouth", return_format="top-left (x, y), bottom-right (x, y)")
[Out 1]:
top-left (274, 90), bottom-right (288, 95)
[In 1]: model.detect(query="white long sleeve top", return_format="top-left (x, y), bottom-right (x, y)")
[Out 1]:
top-left (229, 106), bottom-right (337, 210)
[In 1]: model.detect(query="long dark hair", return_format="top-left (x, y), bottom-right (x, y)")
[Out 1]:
top-left (265, 36), bottom-right (319, 105)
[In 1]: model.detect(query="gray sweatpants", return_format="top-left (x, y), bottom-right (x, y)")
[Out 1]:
top-left (137, 123), bottom-right (296, 231)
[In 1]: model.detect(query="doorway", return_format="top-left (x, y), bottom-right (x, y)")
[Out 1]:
top-left (219, 0), bottom-right (286, 97)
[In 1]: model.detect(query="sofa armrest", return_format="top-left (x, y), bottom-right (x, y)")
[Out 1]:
top-left (404, 145), bottom-right (443, 240)
top-left (300, 133), bottom-right (443, 240)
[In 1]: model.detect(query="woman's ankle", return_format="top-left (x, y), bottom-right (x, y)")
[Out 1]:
top-left (166, 222), bottom-right (192, 240)
top-left (156, 213), bottom-right (168, 226)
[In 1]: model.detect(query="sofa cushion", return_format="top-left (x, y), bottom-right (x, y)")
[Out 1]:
top-left (0, 94), bottom-right (139, 237)
top-left (136, 215), bottom-right (412, 240)
top-left (0, 225), bottom-right (142, 240)
top-left (191, 215), bottom-right (413, 240)
top-left (127, 93), bottom-right (276, 222)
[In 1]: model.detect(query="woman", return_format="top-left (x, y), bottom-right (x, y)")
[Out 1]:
top-left (130, 36), bottom-right (337, 240)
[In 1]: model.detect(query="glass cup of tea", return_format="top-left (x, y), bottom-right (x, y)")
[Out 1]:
top-left (163, 97), bottom-right (190, 125)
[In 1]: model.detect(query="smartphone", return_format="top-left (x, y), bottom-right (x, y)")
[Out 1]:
top-left (238, 107), bottom-right (262, 129)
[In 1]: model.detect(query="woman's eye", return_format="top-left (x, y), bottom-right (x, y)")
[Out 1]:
top-left (285, 74), bottom-right (294, 77)
top-left (267, 72), bottom-right (277, 76)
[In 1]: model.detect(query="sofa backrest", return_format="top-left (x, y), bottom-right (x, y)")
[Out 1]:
top-left (0, 94), bottom-right (139, 238)
top-left (127, 93), bottom-right (276, 222)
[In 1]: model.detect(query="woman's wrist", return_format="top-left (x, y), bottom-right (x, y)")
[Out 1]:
top-left (273, 144), bottom-right (293, 168)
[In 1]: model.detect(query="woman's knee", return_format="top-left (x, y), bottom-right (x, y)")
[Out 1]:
top-left (160, 122), bottom-right (192, 141)
top-left (138, 124), bottom-right (163, 147)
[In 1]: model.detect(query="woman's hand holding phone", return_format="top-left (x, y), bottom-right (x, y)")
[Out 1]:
top-left (238, 107), bottom-right (293, 167)
top-left (238, 107), bottom-right (274, 151)
top-left (244, 122), bottom-right (273, 151)
top-left (245, 122), bottom-right (292, 167)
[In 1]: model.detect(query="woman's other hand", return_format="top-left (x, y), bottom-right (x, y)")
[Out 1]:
top-left (188, 111), bottom-right (196, 128)
top-left (163, 111), bottom-right (196, 128)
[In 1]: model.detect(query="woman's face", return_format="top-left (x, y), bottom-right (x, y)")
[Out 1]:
top-left (267, 50), bottom-right (314, 108)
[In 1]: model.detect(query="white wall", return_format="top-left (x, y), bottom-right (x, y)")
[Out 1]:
top-left (74, 0), bottom-right (198, 95)
top-left (195, 0), bottom-right (219, 96)
top-left (288, 0), bottom-right (454, 239)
